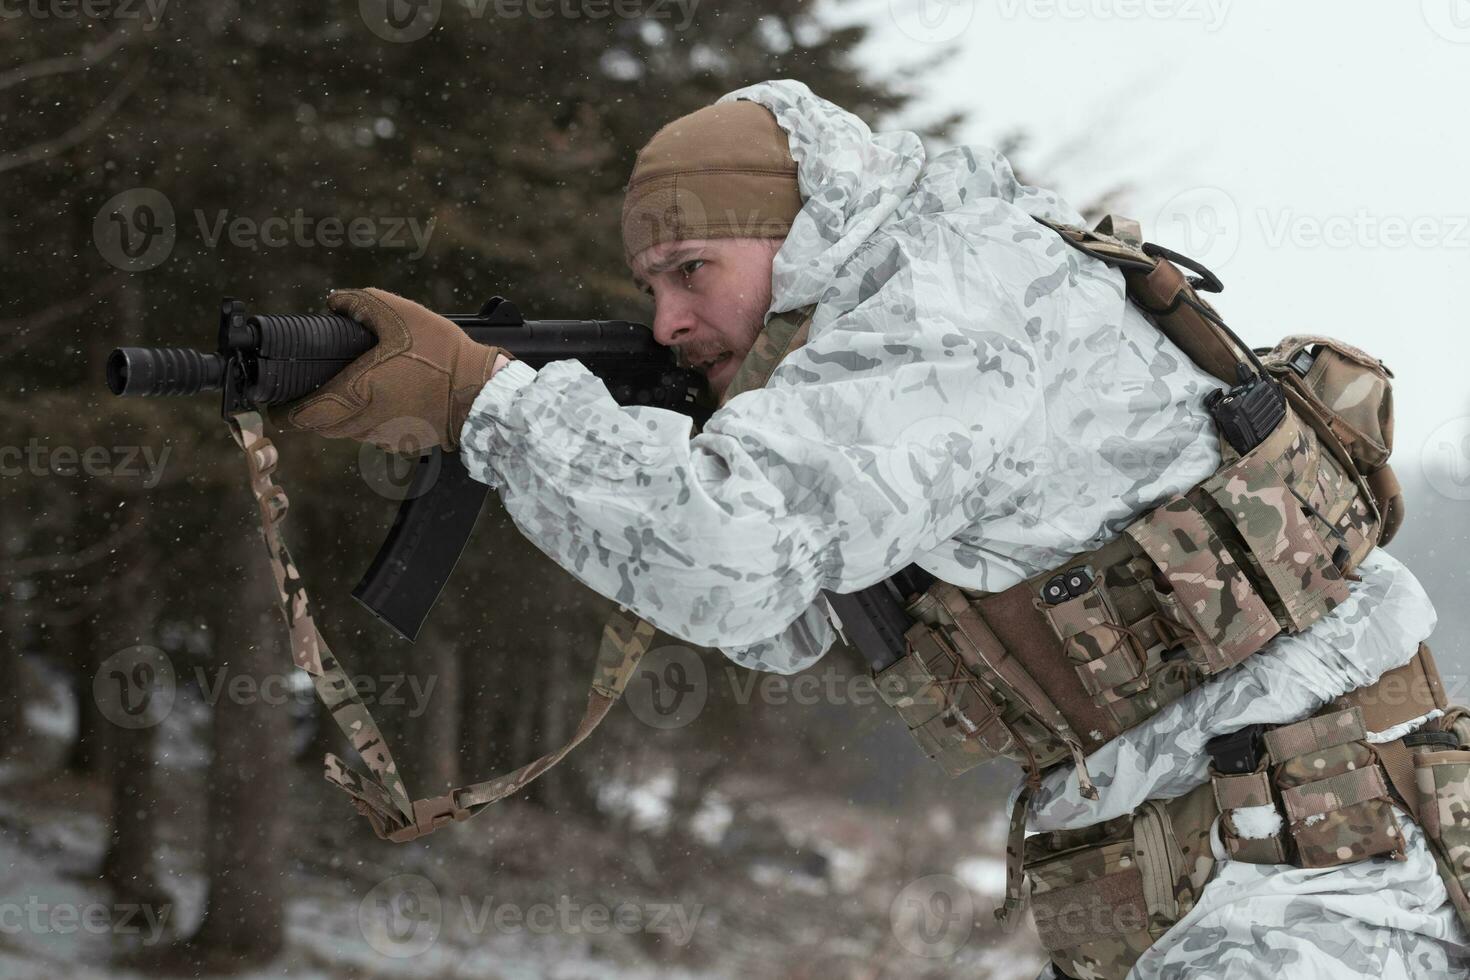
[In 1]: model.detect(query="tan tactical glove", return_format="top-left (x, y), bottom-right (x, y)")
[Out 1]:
top-left (273, 287), bottom-right (509, 454)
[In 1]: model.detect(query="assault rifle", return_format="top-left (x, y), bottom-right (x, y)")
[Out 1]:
top-left (106, 295), bottom-right (930, 669)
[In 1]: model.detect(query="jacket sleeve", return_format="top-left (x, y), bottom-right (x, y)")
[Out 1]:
top-left (458, 232), bottom-right (1042, 671)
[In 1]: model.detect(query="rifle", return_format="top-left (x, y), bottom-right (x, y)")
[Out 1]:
top-left (105, 292), bottom-right (933, 840)
top-left (107, 294), bottom-right (933, 668)
top-left (107, 295), bottom-right (710, 641)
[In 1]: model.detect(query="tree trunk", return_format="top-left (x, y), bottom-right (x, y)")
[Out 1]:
top-left (100, 563), bottom-right (170, 908)
top-left (185, 532), bottom-right (288, 966)
top-left (0, 511), bottom-right (27, 757)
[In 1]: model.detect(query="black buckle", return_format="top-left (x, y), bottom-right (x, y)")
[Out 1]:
top-left (1206, 723), bottom-right (1268, 775)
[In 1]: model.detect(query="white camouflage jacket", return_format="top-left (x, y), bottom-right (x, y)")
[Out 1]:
top-left (460, 80), bottom-right (1470, 977)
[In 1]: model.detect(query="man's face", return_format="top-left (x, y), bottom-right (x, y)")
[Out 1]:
top-left (630, 237), bottom-right (781, 400)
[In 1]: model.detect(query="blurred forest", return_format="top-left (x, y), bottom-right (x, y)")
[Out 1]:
top-left (0, 4), bottom-right (1056, 979)
top-left (9, 6), bottom-right (1461, 980)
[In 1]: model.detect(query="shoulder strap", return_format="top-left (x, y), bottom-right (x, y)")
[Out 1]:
top-left (1032, 214), bottom-right (1250, 385)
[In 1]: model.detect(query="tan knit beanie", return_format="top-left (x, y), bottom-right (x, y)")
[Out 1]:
top-left (621, 99), bottom-right (802, 266)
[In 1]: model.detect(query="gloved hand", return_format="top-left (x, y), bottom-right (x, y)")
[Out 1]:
top-left (273, 287), bottom-right (510, 454)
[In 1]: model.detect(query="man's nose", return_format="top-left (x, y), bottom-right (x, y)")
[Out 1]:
top-left (651, 293), bottom-right (696, 347)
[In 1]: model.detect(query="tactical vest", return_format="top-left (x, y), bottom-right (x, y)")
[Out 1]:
top-left (225, 214), bottom-right (1470, 980)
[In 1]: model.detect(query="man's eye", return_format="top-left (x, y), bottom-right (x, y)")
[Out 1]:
top-left (680, 259), bottom-right (705, 277)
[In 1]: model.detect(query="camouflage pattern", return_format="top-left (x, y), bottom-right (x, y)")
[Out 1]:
top-left (1264, 709), bottom-right (1407, 867)
top-left (1203, 412), bottom-right (1350, 633)
top-left (715, 305), bottom-right (813, 408)
top-left (1211, 765), bottom-right (1290, 864)
top-left (1036, 585), bottom-right (1151, 713)
top-left (1265, 334), bottom-right (1395, 472)
top-left (453, 603), bottom-right (657, 811)
top-left (227, 411), bottom-right (416, 831)
top-left (1415, 749), bottom-right (1470, 933)
top-left (444, 79), bottom-right (1469, 975)
top-left (1021, 550), bottom-right (1470, 978)
top-left (230, 411), bottom-right (662, 842)
top-left (459, 78), bottom-right (1227, 675)
top-left (1025, 784), bottom-right (1218, 979)
top-left (1125, 495), bottom-right (1280, 673)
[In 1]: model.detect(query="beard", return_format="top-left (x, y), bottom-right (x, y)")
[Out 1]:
top-left (698, 280), bottom-right (774, 400)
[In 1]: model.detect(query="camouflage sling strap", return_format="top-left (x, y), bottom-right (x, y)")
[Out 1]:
top-left (228, 410), bottom-right (657, 842)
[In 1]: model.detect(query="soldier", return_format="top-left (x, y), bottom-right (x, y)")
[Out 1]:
top-left (277, 80), bottom-right (1470, 977)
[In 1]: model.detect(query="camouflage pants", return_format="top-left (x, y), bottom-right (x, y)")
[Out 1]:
top-left (1035, 806), bottom-right (1470, 979)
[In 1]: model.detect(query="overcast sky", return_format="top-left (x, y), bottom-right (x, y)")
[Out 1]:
top-left (833, 0), bottom-right (1470, 503)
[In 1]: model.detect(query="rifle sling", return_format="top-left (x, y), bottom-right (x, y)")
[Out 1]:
top-left (227, 410), bottom-right (657, 843)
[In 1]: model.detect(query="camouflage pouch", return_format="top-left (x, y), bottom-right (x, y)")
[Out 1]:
top-left (1263, 334), bottom-right (1403, 547)
top-left (1025, 783), bottom-right (1218, 980)
top-left (1413, 743), bottom-right (1470, 935)
top-left (1265, 706), bottom-right (1407, 868)
top-left (1200, 408), bottom-right (1350, 633)
top-left (1210, 756), bottom-right (1289, 864)
top-left (1124, 493), bottom-right (1280, 676)
top-left (1034, 575), bottom-right (1151, 724)
top-left (873, 620), bottom-right (1016, 777)
top-left (1263, 335), bottom-right (1394, 472)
